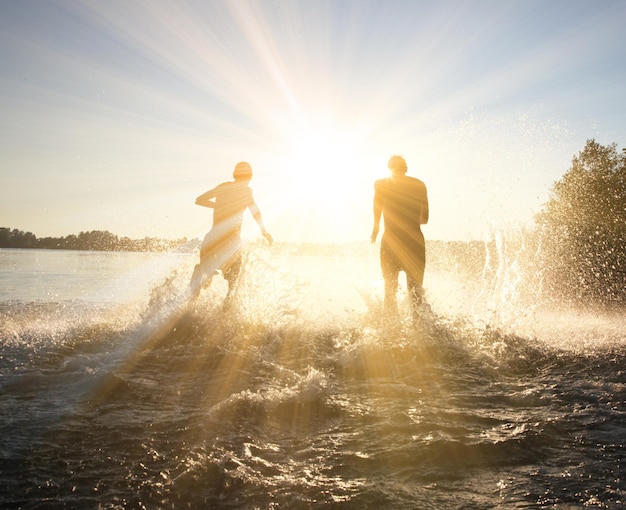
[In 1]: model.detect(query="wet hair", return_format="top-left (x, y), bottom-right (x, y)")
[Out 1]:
top-left (387, 155), bottom-right (408, 173)
top-left (233, 161), bottom-right (253, 180)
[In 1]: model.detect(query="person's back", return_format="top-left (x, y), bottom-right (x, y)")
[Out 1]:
top-left (211, 181), bottom-right (254, 229)
top-left (375, 174), bottom-right (428, 242)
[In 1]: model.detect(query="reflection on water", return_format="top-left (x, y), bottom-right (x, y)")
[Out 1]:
top-left (0, 248), bottom-right (186, 303)
top-left (0, 245), bottom-right (625, 508)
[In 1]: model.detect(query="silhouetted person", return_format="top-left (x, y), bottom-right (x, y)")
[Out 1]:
top-left (371, 155), bottom-right (429, 315)
top-left (190, 161), bottom-right (272, 301)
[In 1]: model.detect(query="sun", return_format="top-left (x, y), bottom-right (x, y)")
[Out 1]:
top-left (276, 115), bottom-right (380, 200)
top-left (282, 118), bottom-right (359, 186)
top-left (263, 115), bottom-right (381, 242)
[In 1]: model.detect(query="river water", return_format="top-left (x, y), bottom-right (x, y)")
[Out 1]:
top-left (0, 246), bottom-right (624, 509)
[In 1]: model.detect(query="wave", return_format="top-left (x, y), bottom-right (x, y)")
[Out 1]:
top-left (1, 263), bottom-right (625, 508)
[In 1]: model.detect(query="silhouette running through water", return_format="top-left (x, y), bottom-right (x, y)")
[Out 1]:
top-left (190, 162), bottom-right (273, 301)
top-left (371, 155), bottom-right (429, 316)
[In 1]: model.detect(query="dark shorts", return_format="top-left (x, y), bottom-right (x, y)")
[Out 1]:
top-left (221, 253), bottom-right (242, 283)
top-left (380, 230), bottom-right (425, 287)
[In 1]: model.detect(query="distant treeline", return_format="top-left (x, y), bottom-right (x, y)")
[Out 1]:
top-left (0, 227), bottom-right (194, 252)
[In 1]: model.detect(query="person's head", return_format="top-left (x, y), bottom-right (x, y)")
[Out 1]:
top-left (387, 155), bottom-right (408, 174)
top-left (233, 161), bottom-right (253, 181)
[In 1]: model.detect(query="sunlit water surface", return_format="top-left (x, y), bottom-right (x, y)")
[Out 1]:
top-left (0, 246), bottom-right (624, 509)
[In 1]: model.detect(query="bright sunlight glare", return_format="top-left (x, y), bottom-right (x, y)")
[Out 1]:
top-left (3, 2), bottom-right (623, 244)
top-left (256, 113), bottom-right (383, 243)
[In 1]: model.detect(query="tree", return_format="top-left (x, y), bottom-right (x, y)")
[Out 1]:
top-left (536, 139), bottom-right (626, 305)
top-left (0, 228), bottom-right (10, 247)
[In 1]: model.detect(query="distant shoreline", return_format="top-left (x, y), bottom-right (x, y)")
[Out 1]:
top-left (0, 227), bottom-right (194, 253)
top-left (1, 226), bottom-right (489, 258)
top-left (0, 228), bottom-right (491, 276)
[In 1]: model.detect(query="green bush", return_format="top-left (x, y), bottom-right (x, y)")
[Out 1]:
top-left (535, 140), bottom-right (626, 305)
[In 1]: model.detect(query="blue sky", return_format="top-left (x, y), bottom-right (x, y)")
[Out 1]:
top-left (1, 0), bottom-right (625, 243)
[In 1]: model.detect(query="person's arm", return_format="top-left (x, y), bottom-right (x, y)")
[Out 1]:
top-left (249, 202), bottom-right (273, 245)
top-left (371, 185), bottom-right (382, 243)
top-left (195, 187), bottom-right (218, 208)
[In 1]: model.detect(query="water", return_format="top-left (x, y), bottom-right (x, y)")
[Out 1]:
top-left (1, 246), bottom-right (625, 509)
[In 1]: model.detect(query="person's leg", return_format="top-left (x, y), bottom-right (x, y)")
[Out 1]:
top-left (190, 262), bottom-right (215, 299)
top-left (190, 233), bottom-right (219, 298)
top-left (189, 263), bottom-right (204, 298)
top-left (222, 253), bottom-right (243, 306)
top-left (406, 273), bottom-right (423, 309)
top-left (381, 242), bottom-right (399, 315)
top-left (384, 273), bottom-right (399, 314)
top-left (406, 233), bottom-right (426, 313)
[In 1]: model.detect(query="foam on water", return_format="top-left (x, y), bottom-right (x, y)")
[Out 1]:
top-left (1, 244), bottom-right (625, 508)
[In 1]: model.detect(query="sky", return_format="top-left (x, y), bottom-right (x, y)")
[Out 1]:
top-left (1, 0), bottom-right (625, 243)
